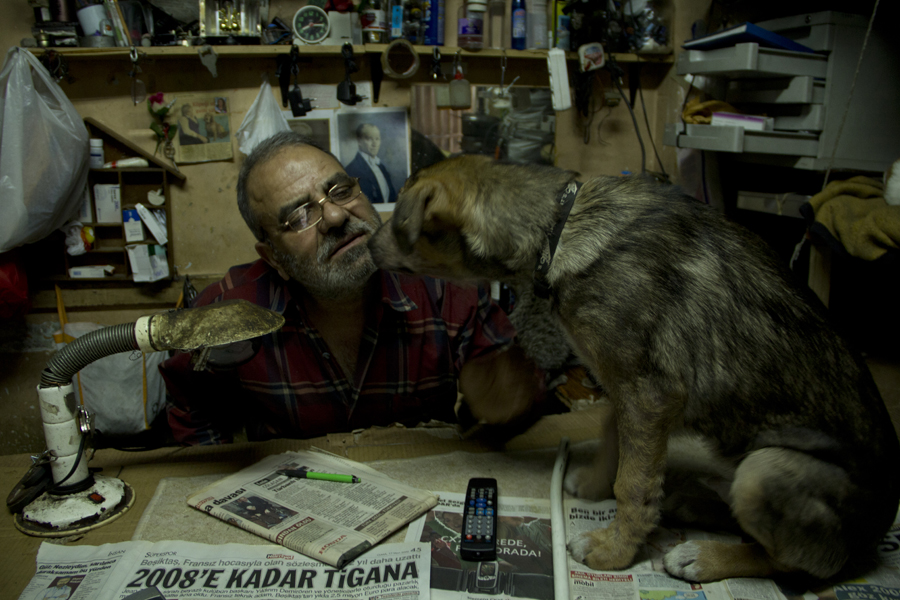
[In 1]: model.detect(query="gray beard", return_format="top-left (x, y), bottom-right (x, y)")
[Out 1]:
top-left (272, 216), bottom-right (381, 301)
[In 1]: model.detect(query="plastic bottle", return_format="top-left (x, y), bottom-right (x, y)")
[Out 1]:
top-left (527, 0), bottom-right (547, 48)
top-left (361, 0), bottom-right (388, 43)
top-left (458, 0), bottom-right (485, 50)
top-left (511, 0), bottom-right (526, 50)
top-left (89, 139), bottom-right (104, 169)
top-left (390, 0), bottom-right (404, 39)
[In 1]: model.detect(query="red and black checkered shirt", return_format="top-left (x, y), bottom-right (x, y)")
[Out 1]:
top-left (160, 260), bottom-right (518, 444)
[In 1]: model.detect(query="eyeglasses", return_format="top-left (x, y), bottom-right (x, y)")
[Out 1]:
top-left (280, 178), bottom-right (362, 233)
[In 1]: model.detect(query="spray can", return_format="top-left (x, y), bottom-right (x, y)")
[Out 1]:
top-left (511, 0), bottom-right (526, 50)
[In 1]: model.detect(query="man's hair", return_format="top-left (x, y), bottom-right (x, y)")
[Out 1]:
top-left (181, 104), bottom-right (191, 116)
top-left (355, 123), bottom-right (379, 140)
top-left (236, 131), bottom-right (338, 242)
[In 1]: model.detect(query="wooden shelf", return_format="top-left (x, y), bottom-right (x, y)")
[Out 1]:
top-left (31, 44), bottom-right (673, 64)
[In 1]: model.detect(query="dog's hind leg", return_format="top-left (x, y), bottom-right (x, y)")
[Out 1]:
top-left (665, 447), bottom-right (855, 581)
top-left (564, 403), bottom-right (618, 500)
top-left (569, 388), bottom-right (675, 570)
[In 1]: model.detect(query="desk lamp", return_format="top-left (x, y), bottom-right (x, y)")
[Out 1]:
top-left (7, 299), bottom-right (284, 537)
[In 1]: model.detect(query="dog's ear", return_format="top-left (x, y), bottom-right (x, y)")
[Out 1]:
top-left (392, 179), bottom-right (440, 253)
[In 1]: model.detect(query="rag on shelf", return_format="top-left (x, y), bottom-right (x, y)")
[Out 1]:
top-left (681, 98), bottom-right (741, 124)
top-left (802, 176), bottom-right (900, 261)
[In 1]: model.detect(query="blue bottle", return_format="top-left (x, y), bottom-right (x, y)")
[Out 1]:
top-left (511, 0), bottom-right (526, 50)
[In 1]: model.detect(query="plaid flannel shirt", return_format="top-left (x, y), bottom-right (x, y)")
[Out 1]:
top-left (160, 260), bottom-right (518, 444)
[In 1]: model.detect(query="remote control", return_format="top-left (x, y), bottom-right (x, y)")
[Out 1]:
top-left (460, 477), bottom-right (498, 561)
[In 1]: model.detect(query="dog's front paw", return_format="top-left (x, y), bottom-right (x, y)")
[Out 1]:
top-left (564, 466), bottom-right (613, 500)
top-left (568, 531), bottom-right (594, 563)
top-left (568, 527), bottom-right (638, 571)
top-left (663, 541), bottom-right (705, 581)
top-left (664, 540), bottom-right (773, 582)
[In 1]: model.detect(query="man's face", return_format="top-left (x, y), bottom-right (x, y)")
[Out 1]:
top-left (249, 145), bottom-right (382, 300)
top-left (358, 125), bottom-right (381, 157)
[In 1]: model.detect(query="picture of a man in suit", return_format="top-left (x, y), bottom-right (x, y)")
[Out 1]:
top-left (344, 123), bottom-right (397, 204)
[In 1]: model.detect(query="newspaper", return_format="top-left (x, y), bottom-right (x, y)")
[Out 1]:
top-left (17, 539), bottom-right (430, 600)
top-left (173, 93), bottom-right (233, 164)
top-left (406, 494), bottom-right (900, 600)
top-left (187, 450), bottom-right (439, 569)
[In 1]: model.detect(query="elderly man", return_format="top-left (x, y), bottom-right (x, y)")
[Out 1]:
top-left (160, 132), bottom-right (544, 444)
top-left (344, 123), bottom-right (397, 204)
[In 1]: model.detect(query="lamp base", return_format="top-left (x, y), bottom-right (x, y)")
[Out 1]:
top-left (15, 475), bottom-right (135, 537)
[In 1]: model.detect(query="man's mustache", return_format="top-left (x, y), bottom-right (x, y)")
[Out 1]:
top-left (316, 219), bottom-right (376, 263)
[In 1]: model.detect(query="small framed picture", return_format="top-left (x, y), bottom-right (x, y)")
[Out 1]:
top-left (335, 106), bottom-right (410, 213)
top-left (284, 109), bottom-right (337, 156)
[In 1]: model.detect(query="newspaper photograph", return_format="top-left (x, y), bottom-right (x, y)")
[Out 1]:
top-left (17, 539), bottom-right (430, 600)
top-left (173, 93), bottom-right (233, 164)
top-left (406, 495), bottom-right (900, 600)
top-left (187, 450), bottom-right (439, 568)
top-left (405, 493), bottom-right (556, 600)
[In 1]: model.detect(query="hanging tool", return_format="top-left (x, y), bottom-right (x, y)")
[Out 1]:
top-left (276, 45), bottom-right (301, 107)
top-left (288, 67), bottom-right (313, 117)
top-left (337, 43), bottom-right (365, 106)
top-left (129, 48), bottom-right (146, 105)
top-left (370, 52), bottom-right (384, 103)
top-left (491, 51), bottom-right (519, 110)
top-left (430, 47), bottom-right (443, 80)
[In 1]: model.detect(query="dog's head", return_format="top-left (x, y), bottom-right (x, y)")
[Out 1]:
top-left (368, 155), bottom-right (514, 283)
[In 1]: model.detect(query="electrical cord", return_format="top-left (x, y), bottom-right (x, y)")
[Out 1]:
top-left (609, 61), bottom-right (646, 174)
top-left (638, 84), bottom-right (668, 182)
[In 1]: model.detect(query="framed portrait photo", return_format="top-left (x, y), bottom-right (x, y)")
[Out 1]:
top-left (283, 108), bottom-right (337, 156)
top-left (335, 106), bottom-right (410, 213)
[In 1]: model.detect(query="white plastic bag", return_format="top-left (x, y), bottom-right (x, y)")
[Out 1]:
top-left (236, 78), bottom-right (290, 156)
top-left (56, 322), bottom-right (167, 436)
top-left (0, 48), bottom-right (90, 252)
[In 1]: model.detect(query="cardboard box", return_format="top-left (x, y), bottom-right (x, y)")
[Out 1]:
top-left (122, 209), bottom-right (144, 242)
top-left (135, 203), bottom-right (167, 246)
top-left (68, 265), bottom-right (114, 278)
top-left (126, 244), bottom-right (169, 282)
top-left (711, 112), bottom-right (774, 131)
top-left (93, 183), bottom-right (122, 223)
top-left (78, 186), bottom-right (94, 222)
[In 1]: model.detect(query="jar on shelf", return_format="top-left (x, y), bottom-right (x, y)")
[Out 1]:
top-left (458, 0), bottom-right (487, 50)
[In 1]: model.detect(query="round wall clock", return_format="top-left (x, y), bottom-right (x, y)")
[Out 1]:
top-left (293, 6), bottom-right (331, 44)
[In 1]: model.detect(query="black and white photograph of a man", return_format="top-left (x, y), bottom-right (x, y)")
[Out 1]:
top-left (336, 107), bottom-right (410, 211)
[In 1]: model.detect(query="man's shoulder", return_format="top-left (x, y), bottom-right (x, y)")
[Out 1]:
top-left (193, 259), bottom-right (278, 307)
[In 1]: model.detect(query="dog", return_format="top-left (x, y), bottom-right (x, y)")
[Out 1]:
top-left (368, 154), bottom-right (900, 582)
top-left (204, 112), bottom-right (228, 140)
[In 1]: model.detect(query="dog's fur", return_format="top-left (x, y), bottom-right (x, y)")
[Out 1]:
top-left (368, 155), bottom-right (900, 582)
top-left (204, 112), bottom-right (228, 140)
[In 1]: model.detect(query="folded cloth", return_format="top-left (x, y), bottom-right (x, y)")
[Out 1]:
top-left (682, 98), bottom-right (741, 124)
top-left (801, 176), bottom-right (900, 261)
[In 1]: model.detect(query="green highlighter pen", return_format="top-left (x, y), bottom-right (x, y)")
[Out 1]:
top-left (278, 468), bottom-right (361, 484)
